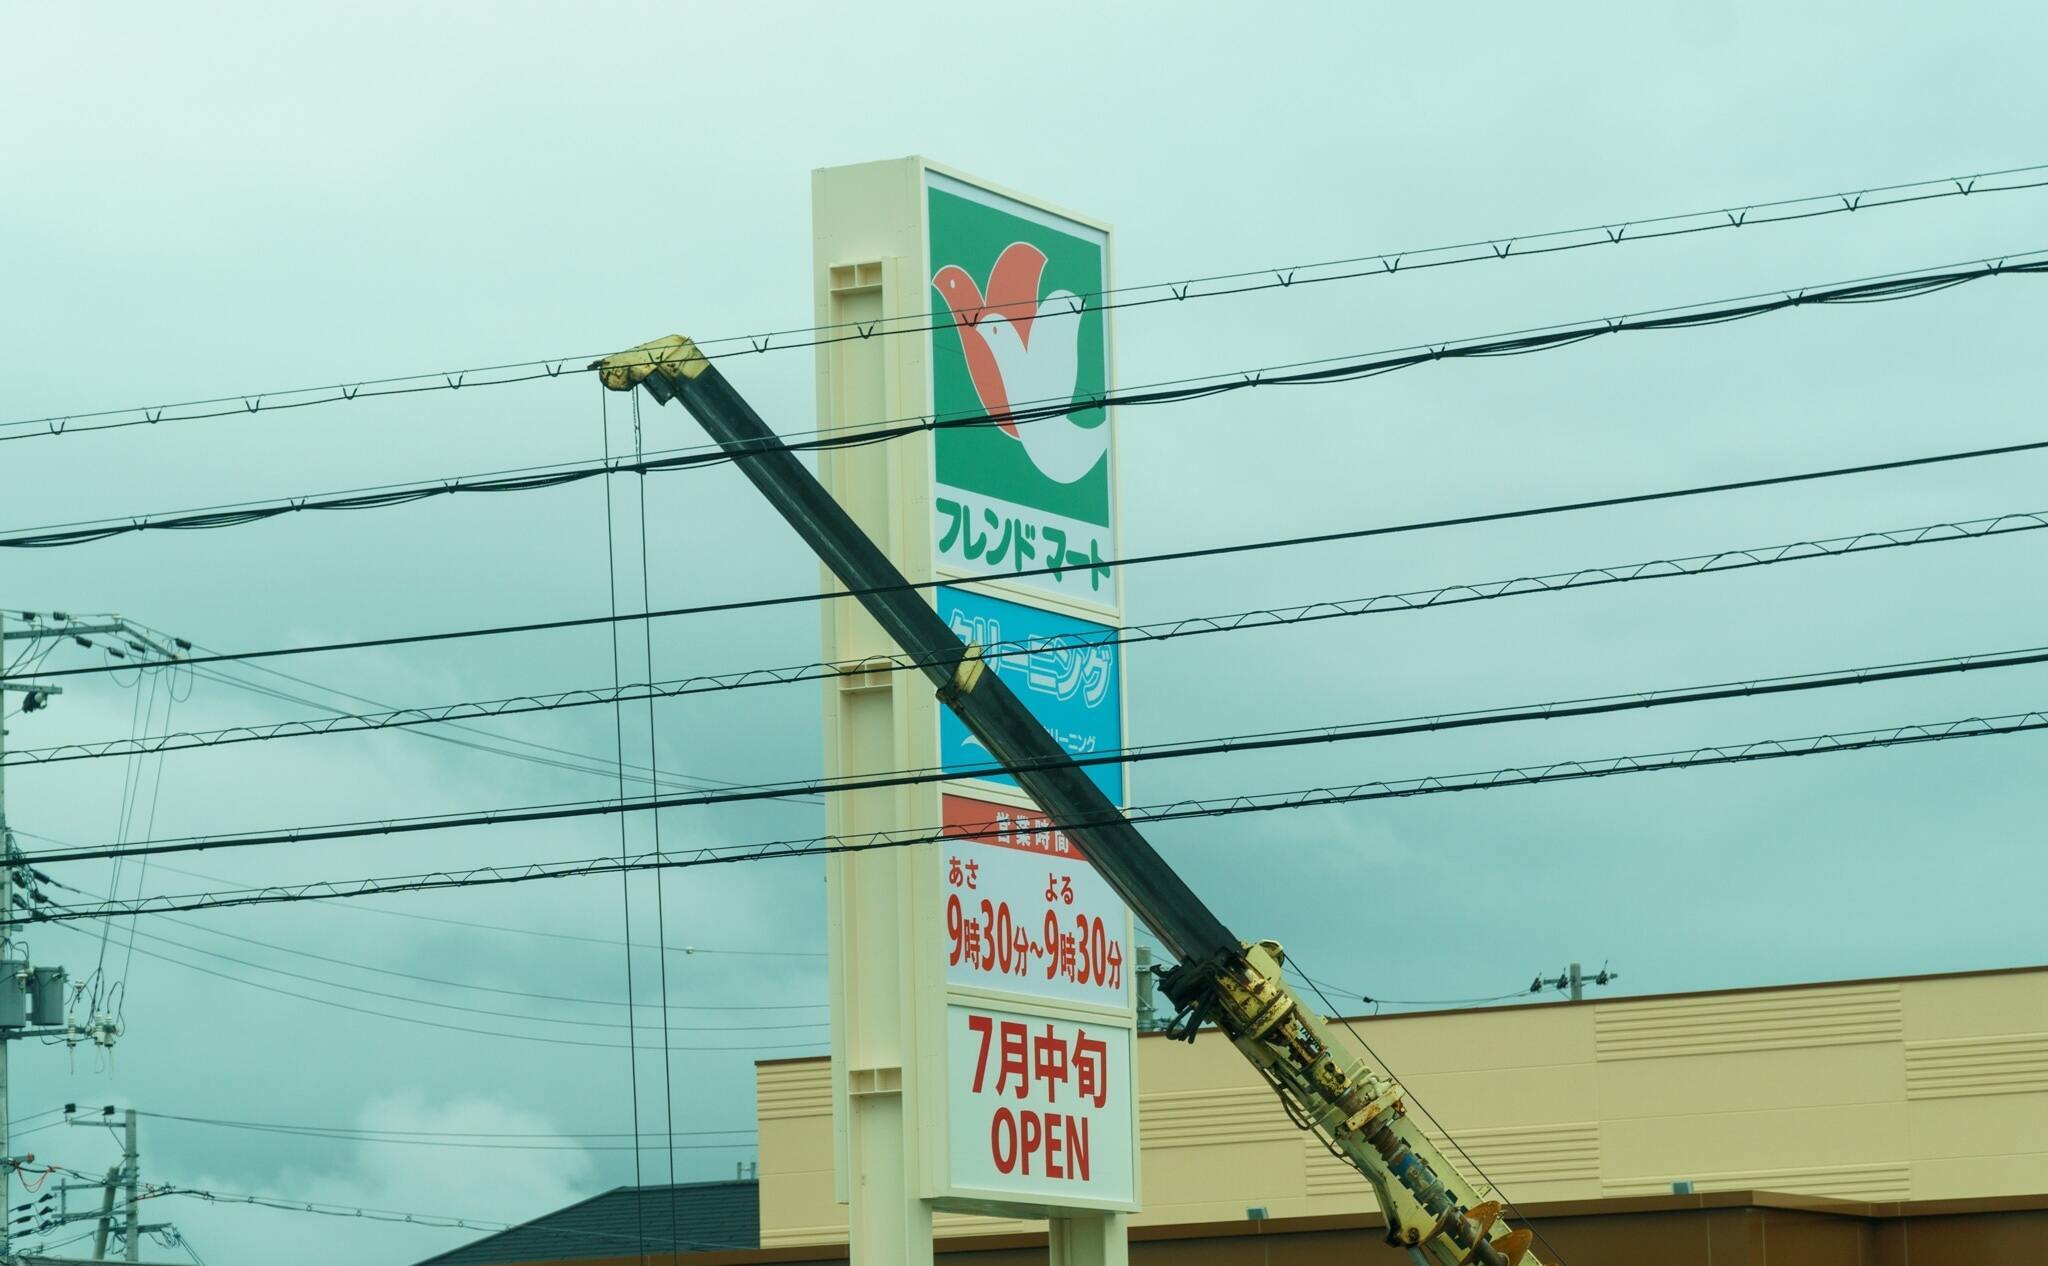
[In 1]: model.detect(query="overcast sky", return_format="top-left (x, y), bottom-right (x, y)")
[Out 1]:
top-left (5, 4), bottom-right (2047, 1263)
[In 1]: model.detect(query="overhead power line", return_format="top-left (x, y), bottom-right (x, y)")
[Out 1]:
top-left (18, 505), bottom-right (2048, 767)
top-left (11, 160), bottom-right (2042, 442)
top-left (147, 910), bottom-right (822, 1010)
top-left (21, 439), bottom-right (2048, 689)
top-left (136, 1109), bottom-right (753, 1141)
top-left (52, 926), bottom-right (827, 1055)
top-left (11, 610), bottom-right (821, 801)
top-left (24, 871), bottom-right (821, 1066)
top-left (12, 1104), bottom-right (70, 1124)
top-left (6, 833), bottom-right (827, 958)
top-left (17, 1159), bottom-right (740, 1255)
top-left (22, 703), bottom-right (2048, 925)
top-left (70, 918), bottom-right (826, 1033)
top-left (18, 638), bottom-right (2048, 874)
top-left (136, 1112), bottom-right (751, 1154)
top-left (1283, 965), bottom-right (1537, 1012)
top-left (4, 249), bottom-right (2044, 553)
top-left (186, 651), bottom-right (775, 799)
top-left (136, 1122), bottom-right (751, 1155)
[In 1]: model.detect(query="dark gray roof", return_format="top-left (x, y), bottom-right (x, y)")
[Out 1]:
top-left (416, 1179), bottom-right (759, 1265)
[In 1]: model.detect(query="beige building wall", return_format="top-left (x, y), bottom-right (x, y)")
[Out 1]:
top-left (755, 966), bottom-right (2048, 1248)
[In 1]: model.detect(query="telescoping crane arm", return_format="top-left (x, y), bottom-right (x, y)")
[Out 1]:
top-left (597, 336), bottom-right (1540, 1266)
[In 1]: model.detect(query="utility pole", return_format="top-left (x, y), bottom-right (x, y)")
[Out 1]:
top-left (22, 1107), bottom-right (189, 1263)
top-left (1134, 945), bottom-right (1159, 1032)
top-left (1, 607), bottom-right (17, 1263)
top-left (0, 610), bottom-right (165, 1259)
top-left (1529, 962), bottom-right (1618, 1002)
top-left (2, 607), bottom-right (13, 1243)
top-left (64, 1107), bottom-right (143, 1261)
top-left (91, 1162), bottom-right (119, 1260)
top-left (121, 1108), bottom-right (139, 1263)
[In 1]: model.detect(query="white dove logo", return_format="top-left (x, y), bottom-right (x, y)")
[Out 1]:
top-left (932, 242), bottom-right (1108, 485)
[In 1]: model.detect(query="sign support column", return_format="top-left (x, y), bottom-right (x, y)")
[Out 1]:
top-left (1050, 1211), bottom-right (1128, 1266)
top-left (814, 161), bottom-right (942, 1266)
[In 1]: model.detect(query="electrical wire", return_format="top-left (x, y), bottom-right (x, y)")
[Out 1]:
top-left (9, 1106), bottom-right (71, 1129)
top-left (21, 702), bottom-right (2048, 925)
top-left (158, 1225), bottom-right (208, 1266)
top-left (115, 655), bottom-right (177, 1023)
top-left (9, 160), bottom-right (2044, 441)
top-left (22, 637), bottom-right (2048, 874)
top-left (15, 1159), bottom-right (741, 1255)
top-left (175, 650), bottom-right (819, 805)
top-left (172, 581), bottom-right (725, 814)
top-left (89, 655), bottom-right (168, 1021)
top-left (23, 426), bottom-right (2048, 688)
top-left (21, 503), bottom-right (2048, 768)
top-left (181, 637), bottom-right (797, 800)
top-left (6, 835), bottom-right (825, 959)
top-left (147, 910), bottom-right (822, 1011)
top-left (130, 1113), bottom-right (753, 1154)
top-left (135, 1109), bottom-right (753, 1141)
top-left (4, 618), bottom-right (830, 943)
top-left (4, 624), bottom-right (66, 678)
top-left (20, 1226), bottom-right (95, 1254)
top-left (5, 250), bottom-right (2044, 553)
top-left (159, 1185), bottom-right (738, 1255)
top-left (48, 925), bottom-right (827, 1055)
top-left (129, 1130), bottom-right (740, 1156)
top-left (24, 610), bottom-right (811, 1036)
top-left (59, 918), bottom-right (827, 1033)
top-left (1283, 967), bottom-right (1536, 1012)
top-left (89, 672), bottom-right (150, 979)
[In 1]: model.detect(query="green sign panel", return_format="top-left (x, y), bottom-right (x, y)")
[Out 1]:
top-left (928, 171), bottom-right (1112, 600)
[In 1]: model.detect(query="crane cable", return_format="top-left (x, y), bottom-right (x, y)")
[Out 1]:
top-left (598, 387), bottom-right (650, 1266)
top-left (632, 386), bottom-right (686, 1237)
top-left (1293, 966), bottom-right (1576, 1266)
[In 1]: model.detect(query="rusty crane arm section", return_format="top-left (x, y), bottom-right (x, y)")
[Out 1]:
top-left (596, 334), bottom-right (1539, 1266)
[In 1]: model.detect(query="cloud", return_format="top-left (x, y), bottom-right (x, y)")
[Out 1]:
top-left (4, 5), bottom-right (2046, 1263)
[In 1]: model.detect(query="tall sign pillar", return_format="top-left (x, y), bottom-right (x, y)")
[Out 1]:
top-left (815, 158), bottom-right (1136, 1266)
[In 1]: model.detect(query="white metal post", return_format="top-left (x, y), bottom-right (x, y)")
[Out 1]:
top-left (1049, 1213), bottom-right (1129, 1266)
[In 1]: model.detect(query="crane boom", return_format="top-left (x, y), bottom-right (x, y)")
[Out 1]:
top-left (596, 335), bottom-right (1542, 1266)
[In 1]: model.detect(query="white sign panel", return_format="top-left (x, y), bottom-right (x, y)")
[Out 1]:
top-left (945, 1004), bottom-right (1135, 1205)
top-left (941, 793), bottom-right (1131, 1010)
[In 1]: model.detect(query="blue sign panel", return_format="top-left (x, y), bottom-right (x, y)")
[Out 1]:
top-left (937, 586), bottom-right (1123, 804)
